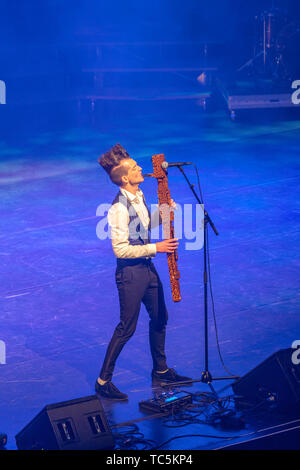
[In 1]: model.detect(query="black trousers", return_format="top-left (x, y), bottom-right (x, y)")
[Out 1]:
top-left (99, 259), bottom-right (168, 381)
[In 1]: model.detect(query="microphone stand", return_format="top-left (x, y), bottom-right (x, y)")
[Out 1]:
top-left (161, 165), bottom-right (238, 396)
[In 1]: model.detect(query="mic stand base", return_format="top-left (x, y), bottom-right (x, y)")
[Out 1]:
top-left (200, 370), bottom-right (239, 400)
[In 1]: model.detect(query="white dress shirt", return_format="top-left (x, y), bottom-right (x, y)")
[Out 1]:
top-left (107, 188), bottom-right (160, 259)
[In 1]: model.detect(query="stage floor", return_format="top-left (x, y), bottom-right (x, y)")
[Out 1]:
top-left (0, 100), bottom-right (299, 450)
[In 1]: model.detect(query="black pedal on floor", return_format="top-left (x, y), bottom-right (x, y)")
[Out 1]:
top-left (139, 390), bottom-right (192, 414)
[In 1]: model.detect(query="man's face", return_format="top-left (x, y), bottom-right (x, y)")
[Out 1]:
top-left (122, 158), bottom-right (144, 185)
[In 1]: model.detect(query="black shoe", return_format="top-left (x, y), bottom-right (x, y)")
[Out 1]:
top-left (151, 368), bottom-right (192, 384)
top-left (95, 380), bottom-right (128, 400)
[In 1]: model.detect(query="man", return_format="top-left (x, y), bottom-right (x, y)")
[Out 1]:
top-left (96, 143), bottom-right (191, 400)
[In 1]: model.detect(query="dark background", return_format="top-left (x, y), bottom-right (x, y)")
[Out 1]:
top-left (0, 0), bottom-right (300, 134)
top-left (1, 0), bottom-right (300, 42)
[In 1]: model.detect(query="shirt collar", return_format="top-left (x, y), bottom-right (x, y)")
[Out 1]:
top-left (120, 187), bottom-right (143, 203)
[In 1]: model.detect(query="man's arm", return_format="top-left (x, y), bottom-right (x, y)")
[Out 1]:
top-left (108, 203), bottom-right (157, 258)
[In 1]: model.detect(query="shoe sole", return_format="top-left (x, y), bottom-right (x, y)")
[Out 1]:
top-left (152, 377), bottom-right (193, 385)
top-left (95, 389), bottom-right (128, 400)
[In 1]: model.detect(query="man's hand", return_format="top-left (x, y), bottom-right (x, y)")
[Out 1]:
top-left (156, 238), bottom-right (179, 253)
top-left (170, 199), bottom-right (177, 210)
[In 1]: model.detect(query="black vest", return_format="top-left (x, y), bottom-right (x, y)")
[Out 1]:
top-left (111, 190), bottom-right (151, 247)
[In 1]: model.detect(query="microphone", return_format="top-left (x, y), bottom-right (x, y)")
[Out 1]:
top-left (161, 161), bottom-right (192, 169)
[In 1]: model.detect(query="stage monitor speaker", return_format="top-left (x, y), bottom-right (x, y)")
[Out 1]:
top-left (15, 395), bottom-right (115, 450)
top-left (232, 348), bottom-right (300, 413)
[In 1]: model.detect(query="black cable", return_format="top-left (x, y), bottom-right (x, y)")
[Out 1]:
top-left (193, 162), bottom-right (237, 378)
top-left (110, 392), bottom-right (245, 450)
top-left (188, 390), bottom-right (217, 402)
top-left (206, 231), bottom-right (236, 377)
top-left (112, 424), bottom-right (157, 450)
top-left (160, 392), bottom-right (239, 431)
top-left (109, 391), bottom-right (276, 450)
top-left (193, 164), bottom-right (204, 204)
top-left (150, 432), bottom-right (239, 450)
top-left (162, 407), bottom-right (208, 428)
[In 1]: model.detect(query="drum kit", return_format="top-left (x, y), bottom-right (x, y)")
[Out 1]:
top-left (238, 2), bottom-right (300, 81)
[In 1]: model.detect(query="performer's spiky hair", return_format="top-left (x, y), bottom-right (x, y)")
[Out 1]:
top-left (98, 143), bottom-right (130, 186)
